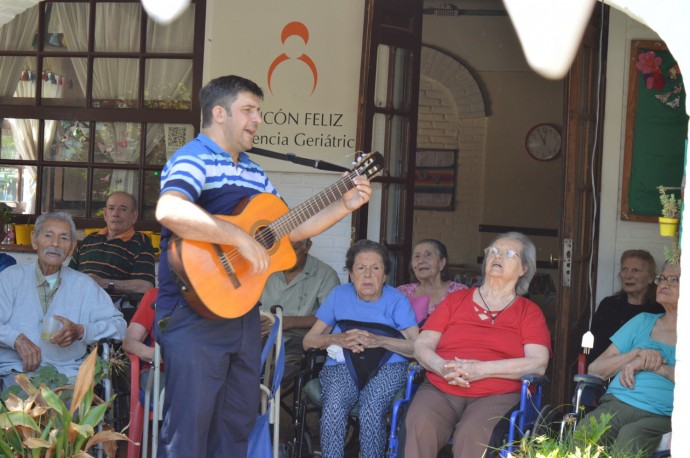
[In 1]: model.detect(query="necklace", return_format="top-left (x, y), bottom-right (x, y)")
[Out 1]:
top-left (477, 287), bottom-right (517, 324)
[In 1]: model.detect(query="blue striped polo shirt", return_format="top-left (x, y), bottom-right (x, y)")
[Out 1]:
top-left (157, 133), bottom-right (280, 311)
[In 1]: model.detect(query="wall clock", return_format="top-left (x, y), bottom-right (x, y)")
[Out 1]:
top-left (525, 123), bottom-right (562, 161)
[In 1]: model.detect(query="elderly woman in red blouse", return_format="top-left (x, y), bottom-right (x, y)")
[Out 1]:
top-left (403, 232), bottom-right (551, 458)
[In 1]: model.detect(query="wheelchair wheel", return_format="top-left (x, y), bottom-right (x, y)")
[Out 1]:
top-left (531, 404), bottom-right (560, 439)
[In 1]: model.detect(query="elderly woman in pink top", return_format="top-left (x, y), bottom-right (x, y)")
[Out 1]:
top-left (397, 239), bottom-right (467, 324)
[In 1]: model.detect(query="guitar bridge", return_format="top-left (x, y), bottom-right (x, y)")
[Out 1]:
top-left (213, 244), bottom-right (242, 289)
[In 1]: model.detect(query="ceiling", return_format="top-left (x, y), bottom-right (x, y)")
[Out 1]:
top-left (0, 0), bottom-right (39, 28)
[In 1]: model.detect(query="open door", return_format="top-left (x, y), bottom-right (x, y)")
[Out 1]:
top-left (354, 0), bottom-right (423, 283)
top-left (550, 4), bottom-right (609, 406)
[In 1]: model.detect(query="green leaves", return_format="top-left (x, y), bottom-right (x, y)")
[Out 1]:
top-left (0, 347), bottom-right (129, 457)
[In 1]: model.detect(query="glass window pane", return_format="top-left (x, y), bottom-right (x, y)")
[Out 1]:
top-left (385, 183), bottom-right (406, 244)
top-left (389, 115), bottom-right (407, 177)
top-left (142, 170), bottom-right (161, 221)
top-left (94, 3), bottom-right (140, 52)
top-left (0, 5), bottom-right (38, 52)
top-left (392, 47), bottom-right (409, 111)
top-left (48, 3), bottom-right (90, 52)
top-left (374, 45), bottom-right (390, 108)
top-left (45, 120), bottom-right (90, 161)
top-left (91, 168), bottom-right (140, 218)
top-left (92, 58), bottom-right (139, 108)
top-left (147, 5), bottom-right (194, 53)
top-left (1, 56), bottom-right (34, 104)
top-left (0, 167), bottom-right (19, 203)
top-left (41, 166), bottom-right (87, 217)
top-left (144, 59), bottom-right (192, 110)
top-left (371, 113), bottom-right (387, 155)
top-left (146, 123), bottom-right (194, 165)
top-left (388, 251), bottom-right (402, 286)
top-left (40, 57), bottom-right (86, 106)
top-left (1, 119), bottom-right (19, 159)
top-left (5, 118), bottom-right (39, 161)
top-left (18, 165), bottom-right (37, 214)
top-left (94, 122), bottom-right (142, 164)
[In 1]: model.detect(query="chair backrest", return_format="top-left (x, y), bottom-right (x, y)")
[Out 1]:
top-left (126, 287), bottom-right (159, 458)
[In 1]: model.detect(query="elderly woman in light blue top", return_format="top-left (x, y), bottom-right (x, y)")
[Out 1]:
top-left (584, 261), bottom-right (679, 457)
top-left (303, 240), bottom-right (419, 458)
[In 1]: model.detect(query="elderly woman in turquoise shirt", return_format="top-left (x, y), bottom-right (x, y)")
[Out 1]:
top-left (584, 261), bottom-right (679, 457)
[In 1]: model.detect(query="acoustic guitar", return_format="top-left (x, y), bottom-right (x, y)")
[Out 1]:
top-left (167, 152), bottom-right (384, 319)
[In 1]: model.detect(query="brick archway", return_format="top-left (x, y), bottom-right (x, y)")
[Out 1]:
top-left (420, 46), bottom-right (486, 118)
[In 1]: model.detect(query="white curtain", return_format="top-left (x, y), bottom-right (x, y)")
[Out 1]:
top-left (0, 6), bottom-right (38, 97)
top-left (9, 75), bottom-right (65, 214)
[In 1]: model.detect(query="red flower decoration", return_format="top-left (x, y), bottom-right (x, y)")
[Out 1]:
top-left (636, 51), bottom-right (662, 74)
top-left (647, 67), bottom-right (665, 90)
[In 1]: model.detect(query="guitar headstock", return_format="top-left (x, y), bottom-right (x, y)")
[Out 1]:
top-left (352, 151), bottom-right (384, 180)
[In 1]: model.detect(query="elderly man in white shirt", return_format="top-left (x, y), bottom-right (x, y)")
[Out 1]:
top-left (0, 212), bottom-right (126, 388)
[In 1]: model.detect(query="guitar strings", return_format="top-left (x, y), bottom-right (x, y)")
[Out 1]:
top-left (217, 168), bottom-right (362, 266)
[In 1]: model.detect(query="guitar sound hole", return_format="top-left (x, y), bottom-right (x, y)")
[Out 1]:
top-left (257, 227), bottom-right (276, 250)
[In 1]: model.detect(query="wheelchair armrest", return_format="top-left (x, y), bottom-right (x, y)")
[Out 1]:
top-left (521, 373), bottom-right (548, 385)
top-left (573, 373), bottom-right (607, 387)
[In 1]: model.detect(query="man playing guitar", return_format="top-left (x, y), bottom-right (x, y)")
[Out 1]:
top-left (154, 75), bottom-right (372, 457)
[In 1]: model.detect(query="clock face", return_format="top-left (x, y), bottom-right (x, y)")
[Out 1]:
top-left (525, 124), bottom-right (562, 161)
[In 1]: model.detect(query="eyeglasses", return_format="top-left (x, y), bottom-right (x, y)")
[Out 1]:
top-left (484, 246), bottom-right (520, 259)
top-left (654, 274), bottom-right (680, 286)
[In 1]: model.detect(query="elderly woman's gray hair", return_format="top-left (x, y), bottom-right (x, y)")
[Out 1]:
top-left (481, 231), bottom-right (536, 295)
top-left (34, 212), bottom-right (77, 241)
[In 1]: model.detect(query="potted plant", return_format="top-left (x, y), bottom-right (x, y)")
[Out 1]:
top-left (506, 413), bottom-right (648, 457)
top-left (664, 233), bottom-right (681, 265)
top-left (658, 186), bottom-right (682, 236)
top-left (0, 348), bottom-right (130, 457)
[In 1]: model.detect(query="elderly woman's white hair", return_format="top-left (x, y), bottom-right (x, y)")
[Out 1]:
top-left (480, 231), bottom-right (537, 295)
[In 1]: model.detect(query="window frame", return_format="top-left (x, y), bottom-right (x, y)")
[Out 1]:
top-left (0, 0), bottom-right (206, 230)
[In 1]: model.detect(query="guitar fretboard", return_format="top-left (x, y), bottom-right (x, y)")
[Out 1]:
top-left (256, 170), bottom-right (359, 248)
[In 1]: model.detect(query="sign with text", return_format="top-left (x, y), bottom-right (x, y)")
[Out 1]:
top-left (212, 1), bottom-right (366, 172)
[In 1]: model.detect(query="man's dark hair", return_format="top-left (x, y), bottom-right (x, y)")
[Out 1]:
top-left (199, 75), bottom-right (264, 128)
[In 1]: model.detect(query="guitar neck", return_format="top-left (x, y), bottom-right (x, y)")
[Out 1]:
top-left (266, 169), bottom-right (359, 242)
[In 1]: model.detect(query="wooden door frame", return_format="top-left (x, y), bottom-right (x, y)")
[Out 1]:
top-left (550, 3), bottom-right (609, 406)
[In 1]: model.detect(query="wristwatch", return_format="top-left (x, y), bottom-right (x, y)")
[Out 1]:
top-left (107, 282), bottom-right (115, 293)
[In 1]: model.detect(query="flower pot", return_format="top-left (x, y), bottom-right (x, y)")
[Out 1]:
top-left (14, 224), bottom-right (34, 245)
top-left (659, 217), bottom-right (679, 237)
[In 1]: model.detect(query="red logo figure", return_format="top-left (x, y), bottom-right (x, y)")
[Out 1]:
top-left (267, 22), bottom-right (318, 95)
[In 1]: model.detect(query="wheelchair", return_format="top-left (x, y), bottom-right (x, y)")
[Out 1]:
top-left (557, 373), bottom-right (671, 458)
top-left (386, 364), bottom-right (548, 458)
top-left (286, 348), bottom-right (362, 458)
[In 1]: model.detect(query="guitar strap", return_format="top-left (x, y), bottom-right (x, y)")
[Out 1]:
top-left (249, 146), bottom-right (349, 173)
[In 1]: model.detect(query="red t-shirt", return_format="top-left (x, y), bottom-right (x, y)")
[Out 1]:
top-left (130, 300), bottom-right (156, 371)
top-left (422, 288), bottom-right (551, 397)
top-left (131, 300), bottom-right (155, 337)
